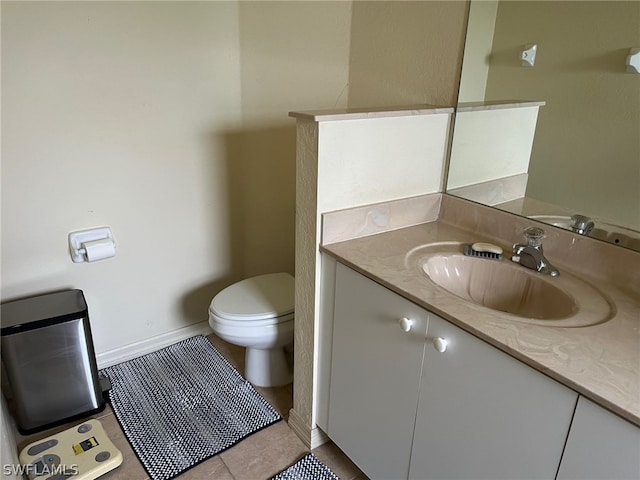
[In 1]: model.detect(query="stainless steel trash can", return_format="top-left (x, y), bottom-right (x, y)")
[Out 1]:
top-left (1, 289), bottom-right (105, 433)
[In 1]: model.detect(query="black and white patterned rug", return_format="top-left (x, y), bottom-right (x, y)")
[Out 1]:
top-left (271, 453), bottom-right (340, 480)
top-left (100, 335), bottom-right (282, 480)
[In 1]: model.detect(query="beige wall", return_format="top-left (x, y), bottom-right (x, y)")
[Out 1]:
top-left (1, 1), bottom-right (467, 357)
top-left (485, 1), bottom-right (640, 230)
top-left (347, 1), bottom-right (468, 108)
top-left (2, 1), bottom-right (245, 354)
top-left (0, 1), bottom-right (352, 355)
top-left (233, 1), bottom-right (352, 278)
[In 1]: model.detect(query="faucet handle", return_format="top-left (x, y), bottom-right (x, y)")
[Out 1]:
top-left (523, 226), bottom-right (546, 248)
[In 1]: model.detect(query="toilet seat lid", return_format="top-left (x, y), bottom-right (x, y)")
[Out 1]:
top-left (210, 273), bottom-right (294, 322)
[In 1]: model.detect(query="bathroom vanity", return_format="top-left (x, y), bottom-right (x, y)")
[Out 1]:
top-left (319, 196), bottom-right (640, 480)
top-left (287, 103), bottom-right (640, 476)
top-left (328, 262), bottom-right (576, 479)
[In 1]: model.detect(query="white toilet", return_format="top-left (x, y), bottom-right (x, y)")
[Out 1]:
top-left (208, 272), bottom-right (294, 387)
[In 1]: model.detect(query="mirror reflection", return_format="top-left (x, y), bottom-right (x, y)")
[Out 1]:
top-left (448, 0), bottom-right (640, 251)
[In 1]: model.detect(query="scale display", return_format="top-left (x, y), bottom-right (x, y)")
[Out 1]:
top-left (19, 419), bottom-right (122, 480)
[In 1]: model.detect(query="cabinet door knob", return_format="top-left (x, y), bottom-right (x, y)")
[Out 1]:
top-left (399, 317), bottom-right (413, 332)
top-left (433, 337), bottom-right (448, 353)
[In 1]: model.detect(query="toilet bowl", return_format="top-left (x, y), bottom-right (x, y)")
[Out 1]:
top-left (208, 273), bottom-right (294, 387)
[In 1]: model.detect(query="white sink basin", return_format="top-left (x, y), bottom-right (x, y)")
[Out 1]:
top-left (421, 253), bottom-right (612, 327)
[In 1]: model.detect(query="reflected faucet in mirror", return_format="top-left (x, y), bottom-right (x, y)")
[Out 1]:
top-left (570, 214), bottom-right (595, 236)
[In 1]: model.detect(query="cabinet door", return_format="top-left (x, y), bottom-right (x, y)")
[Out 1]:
top-left (328, 263), bottom-right (428, 479)
top-left (409, 313), bottom-right (578, 479)
top-left (557, 396), bottom-right (640, 479)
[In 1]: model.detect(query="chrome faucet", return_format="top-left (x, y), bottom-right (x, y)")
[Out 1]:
top-left (512, 227), bottom-right (559, 277)
top-left (570, 214), bottom-right (595, 236)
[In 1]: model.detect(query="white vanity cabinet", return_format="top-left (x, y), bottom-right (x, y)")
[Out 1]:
top-left (327, 263), bottom-right (429, 479)
top-left (410, 312), bottom-right (577, 479)
top-left (328, 263), bottom-right (579, 479)
top-left (557, 396), bottom-right (640, 479)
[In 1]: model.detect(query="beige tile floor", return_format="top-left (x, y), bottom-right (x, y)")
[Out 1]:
top-left (14, 334), bottom-right (367, 480)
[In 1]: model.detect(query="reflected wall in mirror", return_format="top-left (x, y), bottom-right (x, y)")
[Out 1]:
top-left (448, 0), bottom-right (640, 251)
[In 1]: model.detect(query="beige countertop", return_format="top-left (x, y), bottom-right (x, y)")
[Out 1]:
top-left (321, 220), bottom-right (640, 427)
top-left (289, 104), bottom-right (453, 122)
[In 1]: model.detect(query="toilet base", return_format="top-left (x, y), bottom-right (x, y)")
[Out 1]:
top-left (245, 346), bottom-right (292, 388)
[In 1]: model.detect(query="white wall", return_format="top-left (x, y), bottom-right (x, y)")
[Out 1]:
top-left (1, 1), bottom-right (352, 357)
top-left (457, 0), bottom-right (498, 103)
top-left (318, 116), bottom-right (450, 212)
top-left (447, 105), bottom-right (541, 189)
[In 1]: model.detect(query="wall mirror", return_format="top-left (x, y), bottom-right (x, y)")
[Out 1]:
top-left (447, 0), bottom-right (640, 252)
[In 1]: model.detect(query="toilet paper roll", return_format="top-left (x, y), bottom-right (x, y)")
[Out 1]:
top-left (82, 238), bottom-right (116, 262)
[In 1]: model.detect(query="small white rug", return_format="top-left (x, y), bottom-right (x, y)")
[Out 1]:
top-left (101, 335), bottom-right (282, 480)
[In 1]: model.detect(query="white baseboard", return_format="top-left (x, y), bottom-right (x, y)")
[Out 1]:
top-left (96, 321), bottom-right (213, 369)
top-left (288, 408), bottom-right (329, 450)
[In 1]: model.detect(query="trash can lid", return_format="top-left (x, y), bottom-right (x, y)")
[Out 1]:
top-left (1, 289), bottom-right (88, 335)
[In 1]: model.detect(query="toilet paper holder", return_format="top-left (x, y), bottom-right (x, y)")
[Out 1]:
top-left (68, 226), bottom-right (116, 263)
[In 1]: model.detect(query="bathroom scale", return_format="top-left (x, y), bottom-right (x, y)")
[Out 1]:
top-left (19, 419), bottom-right (122, 480)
